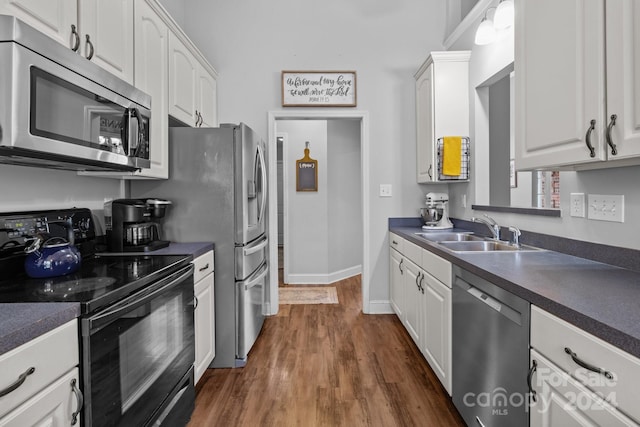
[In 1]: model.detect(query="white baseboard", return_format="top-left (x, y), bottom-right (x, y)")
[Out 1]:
top-left (287, 265), bottom-right (362, 285)
top-left (367, 300), bottom-right (394, 314)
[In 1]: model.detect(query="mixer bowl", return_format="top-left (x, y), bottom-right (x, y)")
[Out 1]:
top-left (420, 207), bottom-right (443, 225)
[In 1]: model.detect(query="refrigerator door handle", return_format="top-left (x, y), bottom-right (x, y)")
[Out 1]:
top-left (256, 143), bottom-right (268, 225)
top-left (244, 262), bottom-right (268, 290)
top-left (243, 236), bottom-right (268, 256)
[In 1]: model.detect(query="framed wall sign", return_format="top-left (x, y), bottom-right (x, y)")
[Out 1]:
top-left (296, 142), bottom-right (318, 191)
top-left (282, 71), bottom-right (356, 107)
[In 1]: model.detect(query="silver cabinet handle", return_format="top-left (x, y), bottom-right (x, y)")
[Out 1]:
top-left (419, 273), bottom-right (425, 294)
top-left (70, 25), bottom-right (80, 51)
top-left (606, 114), bottom-right (618, 156)
top-left (398, 258), bottom-right (404, 274)
top-left (0, 366), bottom-right (35, 397)
top-left (70, 378), bottom-right (83, 425)
top-left (564, 347), bottom-right (614, 380)
top-left (194, 296), bottom-right (199, 310)
top-left (198, 263), bottom-right (210, 272)
top-left (585, 119), bottom-right (596, 158)
top-left (427, 164), bottom-right (433, 180)
top-left (85, 34), bottom-right (94, 60)
top-left (415, 271), bottom-right (421, 291)
top-left (527, 359), bottom-right (537, 402)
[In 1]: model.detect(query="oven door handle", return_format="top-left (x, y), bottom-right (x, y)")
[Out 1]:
top-left (88, 265), bottom-right (194, 333)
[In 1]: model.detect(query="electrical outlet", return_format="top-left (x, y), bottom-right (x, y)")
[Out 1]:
top-left (587, 194), bottom-right (624, 222)
top-left (379, 184), bottom-right (392, 197)
top-left (570, 193), bottom-right (585, 217)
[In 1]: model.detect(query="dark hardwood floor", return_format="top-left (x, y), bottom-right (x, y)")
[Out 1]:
top-left (188, 275), bottom-right (465, 426)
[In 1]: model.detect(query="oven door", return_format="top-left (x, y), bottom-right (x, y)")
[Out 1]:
top-left (81, 264), bottom-right (195, 427)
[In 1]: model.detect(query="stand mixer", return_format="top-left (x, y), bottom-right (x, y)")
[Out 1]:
top-left (420, 192), bottom-right (453, 230)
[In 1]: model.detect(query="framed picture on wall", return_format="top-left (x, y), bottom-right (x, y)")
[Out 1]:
top-left (282, 71), bottom-right (357, 107)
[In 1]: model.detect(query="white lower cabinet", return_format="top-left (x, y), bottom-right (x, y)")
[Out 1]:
top-left (389, 244), bottom-right (405, 319)
top-left (0, 320), bottom-right (80, 426)
top-left (388, 233), bottom-right (452, 395)
top-left (530, 350), bottom-right (636, 427)
top-left (0, 368), bottom-right (82, 427)
top-left (530, 306), bottom-right (640, 426)
top-left (193, 250), bottom-right (215, 384)
top-left (420, 270), bottom-right (451, 395)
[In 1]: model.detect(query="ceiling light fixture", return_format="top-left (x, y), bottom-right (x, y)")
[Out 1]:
top-left (474, 8), bottom-right (497, 45)
top-left (493, 0), bottom-right (514, 30)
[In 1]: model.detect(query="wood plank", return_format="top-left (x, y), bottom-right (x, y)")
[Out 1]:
top-left (189, 275), bottom-right (465, 426)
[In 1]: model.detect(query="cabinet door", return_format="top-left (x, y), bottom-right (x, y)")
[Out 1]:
top-left (416, 63), bottom-right (435, 183)
top-left (0, 368), bottom-right (81, 427)
top-left (0, 0), bottom-right (77, 48)
top-left (403, 260), bottom-right (421, 347)
top-left (515, 0), bottom-right (607, 169)
top-left (133, 0), bottom-right (169, 179)
top-left (530, 351), bottom-right (637, 427)
top-left (194, 272), bottom-right (215, 384)
top-left (79, 0), bottom-right (134, 84)
top-left (169, 32), bottom-right (198, 127)
top-left (389, 247), bottom-right (404, 319)
top-left (197, 66), bottom-right (218, 128)
top-left (604, 0), bottom-right (640, 160)
top-left (422, 272), bottom-right (452, 395)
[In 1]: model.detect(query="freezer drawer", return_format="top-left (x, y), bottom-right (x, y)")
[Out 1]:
top-left (235, 261), bottom-right (267, 366)
top-left (235, 235), bottom-right (268, 280)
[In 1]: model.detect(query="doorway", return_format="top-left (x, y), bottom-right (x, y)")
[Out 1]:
top-left (267, 111), bottom-right (370, 315)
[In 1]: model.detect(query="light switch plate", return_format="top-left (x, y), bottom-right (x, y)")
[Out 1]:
top-left (587, 194), bottom-right (624, 222)
top-left (570, 193), bottom-right (585, 217)
top-left (379, 184), bottom-right (392, 197)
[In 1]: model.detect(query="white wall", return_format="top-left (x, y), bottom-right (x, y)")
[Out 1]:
top-left (279, 119), bottom-right (362, 283)
top-left (280, 120), bottom-right (329, 279)
top-left (327, 119), bottom-right (362, 278)
top-left (446, 0), bottom-right (640, 250)
top-left (171, 0), bottom-right (447, 302)
top-left (0, 164), bottom-right (122, 231)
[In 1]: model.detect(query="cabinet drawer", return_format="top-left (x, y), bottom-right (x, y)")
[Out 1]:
top-left (421, 248), bottom-right (451, 288)
top-left (403, 240), bottom-right (422, 266)
top-left (193, 250), bottom-right (214, 283)
top-left (0, 320), bottom-right (78, 418)
top-left (531, 306), bottom-right (640, 423)
top-left (530, 350), bottom-right (637, 427)
top-left (389, 232), bottom-right (404, 253)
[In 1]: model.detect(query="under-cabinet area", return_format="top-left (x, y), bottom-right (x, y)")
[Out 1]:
top-left (389, 224), bottom-right (640, 427)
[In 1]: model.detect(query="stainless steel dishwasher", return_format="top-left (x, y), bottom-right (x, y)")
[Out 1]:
top-left (452, 265), bottom-right (531, 427)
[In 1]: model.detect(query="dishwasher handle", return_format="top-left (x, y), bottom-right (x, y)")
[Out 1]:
top-left (455, 275), bottom-right (523, 326)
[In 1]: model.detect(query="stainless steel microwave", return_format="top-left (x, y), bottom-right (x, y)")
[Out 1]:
top-left (0, 15), bottom-right (151, 172)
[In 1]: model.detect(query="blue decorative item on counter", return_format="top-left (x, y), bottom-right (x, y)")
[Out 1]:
top-left (24, 235), bottom-right (82, 278)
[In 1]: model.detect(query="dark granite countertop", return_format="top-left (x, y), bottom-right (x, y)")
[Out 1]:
top-left (390, 224), bottom-right (640, 359)
top-left (0, 303), bottom-right (80, 356)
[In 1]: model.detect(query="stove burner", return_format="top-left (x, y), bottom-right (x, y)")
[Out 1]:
top-left (35, 276), bottom-right (117, 297)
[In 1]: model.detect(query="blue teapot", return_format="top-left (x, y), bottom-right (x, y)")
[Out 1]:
top-left (24, 234), bottom-right (82, 278)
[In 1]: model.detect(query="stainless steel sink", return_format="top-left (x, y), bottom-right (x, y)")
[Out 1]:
top-left (414, 232), bottom-right (483, 242)
top-left (438, 240), bottom-right (541, 253)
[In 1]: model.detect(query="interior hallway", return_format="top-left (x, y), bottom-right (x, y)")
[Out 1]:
top-left (188, 276), bottom-right (465, 426)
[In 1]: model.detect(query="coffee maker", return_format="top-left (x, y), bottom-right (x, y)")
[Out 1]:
top-left (420, 192), bottom-right (453, 230)
top-left (105, 198), bottom-right (171, 252)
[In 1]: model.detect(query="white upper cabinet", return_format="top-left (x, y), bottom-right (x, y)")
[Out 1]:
top-left (515, 0), bottom-right (640, 170)
top-left (78, 0), bottom-right (134, 84)
top-left (168, 32), bottom-right (218, 128)
top-left (414, 51), bottom-right (470, 183)
top-left (132, 0), bottom-right (169, 179)
top-left (0, 0), bottom-right (77, 48)
top-left (0, 0), bottom-right (134, 84)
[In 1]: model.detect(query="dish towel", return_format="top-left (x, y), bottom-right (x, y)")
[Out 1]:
top-left (442, 136), bottom-right (462, 176)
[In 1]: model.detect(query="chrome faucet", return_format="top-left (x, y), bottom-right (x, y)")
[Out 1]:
top-left (471, 214), bottom-right (501, 240)
top-left (508, 226), bottom-right (521, 248)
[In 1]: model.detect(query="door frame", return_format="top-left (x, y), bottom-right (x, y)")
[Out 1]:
top-left (266, 110), bottom-right (370, 315)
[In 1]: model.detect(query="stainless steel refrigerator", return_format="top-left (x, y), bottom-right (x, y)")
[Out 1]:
top-left (132, 123), bottom-right (268, 368)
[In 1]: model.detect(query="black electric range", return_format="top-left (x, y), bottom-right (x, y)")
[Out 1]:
top-left (0, 207), bottom-right (190, 314)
